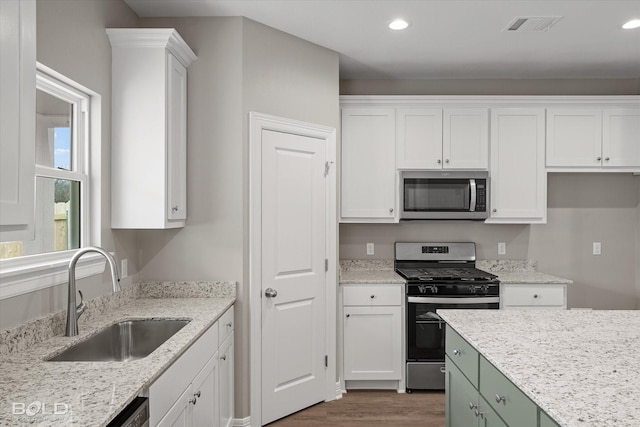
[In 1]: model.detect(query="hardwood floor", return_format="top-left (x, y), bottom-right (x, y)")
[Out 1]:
top-left (266, 390), bottom-right (445, 427)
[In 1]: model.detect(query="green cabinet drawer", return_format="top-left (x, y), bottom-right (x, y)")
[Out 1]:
top-left (478, 395), bottom-right (507, 427)
top-left (446, 326), bottom-right (479, 387)
top-left (446, 356), bottom-right (479, 427)
top-left (479, 356), bottom-right (537, 427)
top-left (539, 409), bottom-right (560, 427)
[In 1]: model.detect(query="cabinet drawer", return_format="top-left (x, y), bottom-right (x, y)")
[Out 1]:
top-left (343, 284), bottom-right (401, 306)
top-left (149, 322), bottom-right (218, 426)
top-left (219, 305), bottom-right (234, 346)
top-left (479, 356), bottom-right (537, 427)
top-left (445, 326), bottom-right (479, 388)
top-left (501, 284), bottom-right (566, 308)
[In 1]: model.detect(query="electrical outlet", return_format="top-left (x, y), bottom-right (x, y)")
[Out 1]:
top-left (593, 242), bottom-right (601, 256)
top-left (121, 259), bottom-right (128, 278)
top-left (498, 242), bottom-right (506, 255)
top-left (366, 243), bottom-right (375, 255)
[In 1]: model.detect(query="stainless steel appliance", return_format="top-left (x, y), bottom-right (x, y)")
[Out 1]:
top-left (399, 170), bottom-right (489, 220)
top-left (106, 397), bottom-right (149, 427)
top-left (395, 242), bottom-right (499, 392)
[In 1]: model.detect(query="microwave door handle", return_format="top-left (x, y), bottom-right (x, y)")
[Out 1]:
top-left (469, 179), bottom-right (477, 212)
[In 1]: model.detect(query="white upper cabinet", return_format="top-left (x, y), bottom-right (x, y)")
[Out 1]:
top-left (396, 108), bottom-right (442, 169)
top-left (0, 0), bottom-right (36, 241)
top-left (547, 107), bottom-right (640, 171)
top-left (488, 108), bottom-right (546, 224)
top-left (341, 108), bottom-right (396, 222)
top-left (107, 28), bottom-right (196, 229)
top-left (397, 108), bottom-right (488, 170)
top-left (602, 109), bottom-right (640, 168)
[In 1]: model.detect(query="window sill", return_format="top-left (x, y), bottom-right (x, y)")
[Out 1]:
top-left (0, 251), bottom-right (107, 300)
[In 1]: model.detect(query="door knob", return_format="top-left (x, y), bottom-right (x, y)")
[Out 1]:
top-left (265, 288), bottom-right (278, 298)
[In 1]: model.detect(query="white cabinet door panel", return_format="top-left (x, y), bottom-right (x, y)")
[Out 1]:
top-left (0, 0), bottom-right (35, 241)
top-left (489, 109), bottom-right (546, 223)
top-left (341, 108), bottom-right (396, 221)
top-left (444, 108), bottom-right (488, 170)
top-left (396, 108), bottom-right (442, 169)
top-left (343, 306), bottom-right (402, 381)
top-left (546, 109), bottom-right (602, 167)
top-left (603, 109), bottom-right (640, 168)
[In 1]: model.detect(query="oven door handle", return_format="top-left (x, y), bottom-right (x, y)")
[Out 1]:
top-left (407, 296), bottom-right (500, 304)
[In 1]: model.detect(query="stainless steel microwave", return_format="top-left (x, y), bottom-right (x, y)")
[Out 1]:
top-left (399, 171), bottom-right (489, 220)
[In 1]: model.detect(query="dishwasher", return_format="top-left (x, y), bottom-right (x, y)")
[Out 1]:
top-left (107, 397), bottom-right (149, 427)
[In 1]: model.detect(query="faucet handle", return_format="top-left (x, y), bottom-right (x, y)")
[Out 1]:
top-left (76, 290), bottom-right (87, 319)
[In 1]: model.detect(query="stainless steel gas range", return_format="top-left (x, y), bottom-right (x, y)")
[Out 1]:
top-left (394, 242), bottom-right (500, 392)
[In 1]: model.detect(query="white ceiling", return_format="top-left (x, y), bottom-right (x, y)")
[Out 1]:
top-left (124, 0), bottom-right (640, 80)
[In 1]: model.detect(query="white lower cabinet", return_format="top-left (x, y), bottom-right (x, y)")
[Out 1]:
top-left (343, 284), bottom-right (402, 386)
top-left (500, 284), bottom-right (567, 309)
top-left (150, 305), bottom-right (234, 427)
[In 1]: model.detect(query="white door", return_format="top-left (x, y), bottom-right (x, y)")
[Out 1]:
top-left (261, 129), bottom-right (327, 425)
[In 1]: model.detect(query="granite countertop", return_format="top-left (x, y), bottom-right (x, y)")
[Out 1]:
top-left (0, 281), bottom-right (235, 426)
top-left (338, 260), bottom-right (405, 284)
top-left (477, 260), bottom-right (573, 285)
top-left (438, 309), bottom-right (640, 427)
top-left (338, 259), bottom-right (572, 285)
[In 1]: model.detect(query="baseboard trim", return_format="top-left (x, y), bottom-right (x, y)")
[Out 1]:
top-left (233, 416), bottom-right (251, 427)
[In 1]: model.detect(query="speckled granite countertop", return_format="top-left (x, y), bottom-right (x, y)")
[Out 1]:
top-left (0, 281), bottom-right (235, 426)
top-left (477, 260), bottom-right (573, 285)
top-left (339, 260), bottom-right (405, 284)
top-left (438, 309), bottom-right (640, 427)
top-left (338, 259), bottom-right (572, 285)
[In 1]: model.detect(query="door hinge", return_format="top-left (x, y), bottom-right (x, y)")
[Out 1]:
top-left (325, 355), bottom-right (328, 368)
top-left (325, 259), bottom-right (328, 271)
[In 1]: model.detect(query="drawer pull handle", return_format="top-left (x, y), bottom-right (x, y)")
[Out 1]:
top-left (346, 314), bottom-right (350, 318)
top-left (533, 294), bottom-right (539, 298)
top-left (496, 394), bottom-right (506, 404)
top-left (469, 402), bottom-right (477, 410)
top-left (453, 349), bottom-right (462, 356)
top-left (370, 295), bottom-right (375, 299)
top-left (475, 409), bottom-right (484, 419)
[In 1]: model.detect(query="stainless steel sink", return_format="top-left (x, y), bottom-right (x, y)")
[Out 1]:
top-left (48, 319), bottom-right (190, 362)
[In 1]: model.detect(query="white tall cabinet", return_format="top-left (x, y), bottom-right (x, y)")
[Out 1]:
top-left (340, 108), bottom-right (396, 222)
top-left (107, 28), bottom-right (196, 229)
top-left (487, 108), bottom-right (546, 224)
top-left (0, 0), bottom-right (36, 241)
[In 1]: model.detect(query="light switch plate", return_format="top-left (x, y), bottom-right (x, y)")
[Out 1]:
top-left (366, 243), bottom-right (374, 255)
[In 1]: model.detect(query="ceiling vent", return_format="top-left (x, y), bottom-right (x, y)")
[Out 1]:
top-left (504, 16), bottom-right (563, 32)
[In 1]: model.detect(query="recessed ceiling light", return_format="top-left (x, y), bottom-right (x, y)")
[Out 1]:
top-left (622, 19), bottom-right (640, 29)
top-left (389, 19), bottom-right (410, 31)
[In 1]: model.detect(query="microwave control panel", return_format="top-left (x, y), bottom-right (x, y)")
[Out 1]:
top-left (476, 181), bottom-right (487, 212)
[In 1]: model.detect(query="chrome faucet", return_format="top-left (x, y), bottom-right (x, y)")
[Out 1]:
top-left (66, 246), bottom-right (121, 337)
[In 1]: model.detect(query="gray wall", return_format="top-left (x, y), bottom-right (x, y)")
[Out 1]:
top-left (340, 78), bottom-right (640, 310)
top-left (0, 0), bottom-right (139, 330)
top-left (137, 16), bottom-right (339, 420)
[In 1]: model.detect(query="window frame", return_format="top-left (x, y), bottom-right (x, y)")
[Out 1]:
top-left (0, 62), bottom-right (105, 300)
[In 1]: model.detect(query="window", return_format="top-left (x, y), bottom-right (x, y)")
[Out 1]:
top-left (0, 63), bottom-right (104, 300)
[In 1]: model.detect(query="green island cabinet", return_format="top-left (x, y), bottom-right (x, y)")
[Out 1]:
top-left (445, 325), bottom-right (560, 427)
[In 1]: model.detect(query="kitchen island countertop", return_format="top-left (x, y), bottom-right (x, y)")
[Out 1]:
top-left (438, 309), bottom-right (640, 427)
top-left (0, 282), bottom-right (235, 426)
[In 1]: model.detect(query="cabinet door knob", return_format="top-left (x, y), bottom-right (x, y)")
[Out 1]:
top-left (496, 394), bottom-right (506, 404)
top-left (346, 314), bottom-right (350, 318)
top-left (370, 295), bottom-right (375, 299)
top-left (265, 288), bottom-right (278, 298)
top-left (445, 159), bottom-right (450, 164)
top-left (605, 157), bottom-right (610, 161)
top-left (492, 208), bottom-right (497, 213)
top-left (226, 322), bottom-right (232, 328)
top-left (194, 390), bottom-right (201, 398)
top-left (453, 349), bottom-right (462, 356)
top-left (189, 397), bottom-right (197, 405)
top-left (533, 294), bottom-right (539, 299)
top-left (172, 205), bottom-right (179, 212)
top-left (469, 402), bottom-right (477, 410)
top-left (221, 355), bottom-right (227, 361)
top-left (389, 208), bottom-right (394, 214)
top-left (597, 157), bottom-right (602, 161)
top-left (437, 159), bottom-right (442, 164)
